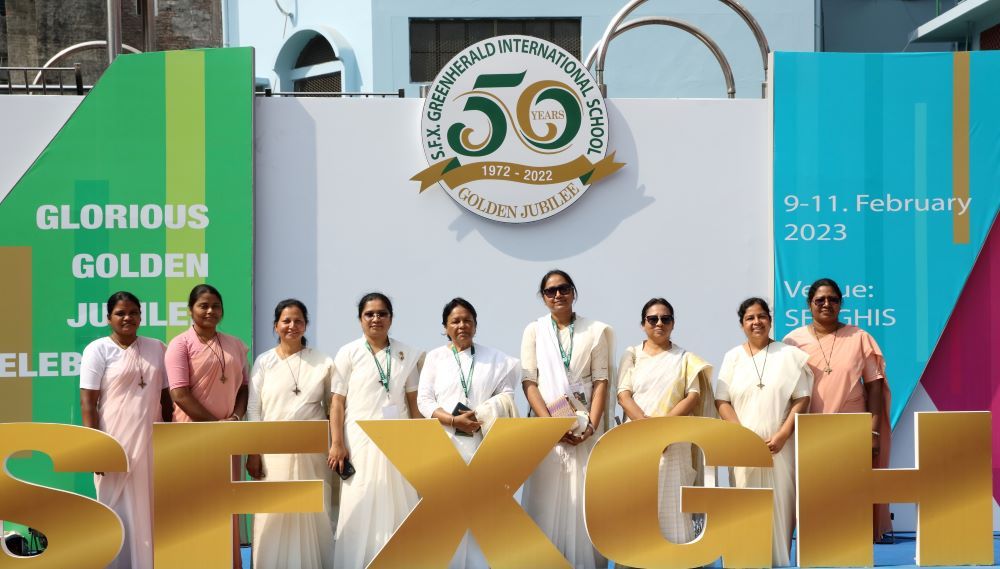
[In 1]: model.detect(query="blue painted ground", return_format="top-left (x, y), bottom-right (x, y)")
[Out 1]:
top-left (240, 533), bottom-right (1000, 567)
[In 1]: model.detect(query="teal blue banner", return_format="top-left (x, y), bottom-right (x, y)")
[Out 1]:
top-left (773, 52), bottom-right (1000, 424)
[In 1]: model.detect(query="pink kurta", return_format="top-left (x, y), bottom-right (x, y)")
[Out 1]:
top-left (783, 324), bottom-right (893, 540)
top-left (80, 336), bottom-right (166, 569)
top-left (165, 326), bottom-right (249, 568)
top-left (165, 327), bottom-right (249, 421)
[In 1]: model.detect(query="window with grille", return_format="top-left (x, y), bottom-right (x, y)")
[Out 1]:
top-left (981, 23), bottom-right (1000, 51)
top-left (294, 72), bottom-right (342, 93)
top-left (409, 18), bottom-right (581, 83)
top-left (296, 35), bottom-right (338, 68)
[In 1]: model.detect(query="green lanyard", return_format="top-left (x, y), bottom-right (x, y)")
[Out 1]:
top-left (365, 341), bottom-right (392, 392)
top-left (551, 317), bottom-right (574, 373)
top-left (451, 344), bottom-right (476, 397)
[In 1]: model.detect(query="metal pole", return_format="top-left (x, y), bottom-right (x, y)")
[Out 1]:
top-left (584, 17), bottom-right (736, 99)
top-left (107, 0), bottom-right (123, 64)
top-left (142, 0), bottom-right (157, 53)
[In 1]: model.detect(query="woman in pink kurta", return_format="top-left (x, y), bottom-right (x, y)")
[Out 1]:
top-left (80, 291), bottom-right (172, 569)
top-left (165, 284), bottom-right (250, 568)
top-left (783, 277), bottom-right (893, 542)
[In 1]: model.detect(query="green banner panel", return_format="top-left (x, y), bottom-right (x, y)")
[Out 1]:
top-left (0, 48), bottom-right (254, 507)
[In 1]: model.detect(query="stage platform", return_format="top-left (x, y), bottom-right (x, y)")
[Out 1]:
top-left (239, 532), bottom-right (1000, 567)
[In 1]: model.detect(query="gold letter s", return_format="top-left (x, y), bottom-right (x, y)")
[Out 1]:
top-left (0, 423), bottom-right (127, 569)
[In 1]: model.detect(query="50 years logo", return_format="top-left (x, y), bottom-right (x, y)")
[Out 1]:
top-left (413, 35), bottom-right (624, 223)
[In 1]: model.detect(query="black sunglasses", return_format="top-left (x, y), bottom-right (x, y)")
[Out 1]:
top-left (644, 315), bottom-right (674, 326)
top-left (542, 284), bottom-right (574, 298)
top-left (812, 296), bottom-right (842, 306)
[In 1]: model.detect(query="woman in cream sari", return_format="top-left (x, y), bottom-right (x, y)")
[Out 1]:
top-left (246, 299), bottom-right (336, 569)
top-left (417, 297), bottom-right (520, 568)
top-left (617, 297), bottom-right (714, 551)
top-left (717, 298), bottom-right (812, 567)
top-left (521, 270), bottom-right (614, 569)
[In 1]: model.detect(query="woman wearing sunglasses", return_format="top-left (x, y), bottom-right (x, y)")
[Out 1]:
top-left (783, 277), bottom-right (892, 542)
top-left (329, 292), bottom-right (426, 568)
top-left (520, 269), bottom-right (614, 569)
top-left (716, 298), bottom-right (812, 567)
top-left (616, 298), bottom-right (715, 549)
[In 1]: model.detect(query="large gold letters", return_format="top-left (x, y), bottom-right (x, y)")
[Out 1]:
top-left (0, 423), bottom-right (126, 569)
top-left (796, 412), bottom-right (992, 567)
top-left (152, 421), bottom-right (328, 569)
top-left (587, 416), bottom-right (774, 568)
top-left (0, 412), bottom-right (994, 568)
top-left (359, 417), bottom-right (575, 569)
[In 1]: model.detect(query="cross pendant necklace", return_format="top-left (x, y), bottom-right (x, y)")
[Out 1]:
top-left (811, 324), bottom-right (837, 374)
top-left (748, 341), bottom-right (770, 389)
top-left (281, 347), bottom-right (303, 395)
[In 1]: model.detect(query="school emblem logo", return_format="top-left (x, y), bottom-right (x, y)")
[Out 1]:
top-left (412, 35), bottom-right (624, 223)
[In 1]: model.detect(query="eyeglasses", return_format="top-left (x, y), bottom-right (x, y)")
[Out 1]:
top-left (542, 284), bottom-right (574, 298)
top-left (644, 315), bottom-right (674, 326)
top-left (812, 296), bottom-right (842, 306)
top-left (362, 310), bottom-right (390, 321)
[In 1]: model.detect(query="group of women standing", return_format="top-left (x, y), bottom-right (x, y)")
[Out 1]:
top-left (79, 273), bottom-right (890, 569)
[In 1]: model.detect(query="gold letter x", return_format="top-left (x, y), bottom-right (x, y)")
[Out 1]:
top-left (360, 417), bottom-right (575, 568)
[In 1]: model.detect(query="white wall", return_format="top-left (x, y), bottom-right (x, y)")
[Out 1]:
top-left (253, 96), bottom-right (772, 389)
top-left (0, 96), bottom-right (82, 205)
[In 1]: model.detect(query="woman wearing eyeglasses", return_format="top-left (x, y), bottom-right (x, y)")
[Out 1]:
top-left (416, 297), bottom-right (520, 568)
top-left (716, 298), bottom-right (812, 567)
top-left (521, 269), bottom-right (614, 569)
top-left (783, 277), bottom-right (892, 542)
top-left (329, 292), bottom-right (425, 569)
top-left (616, 298), bottom-right (715, 549)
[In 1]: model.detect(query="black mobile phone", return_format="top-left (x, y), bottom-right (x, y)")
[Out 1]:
top-left (451, 402), bottom-right (474, 437)
top-left (337, 459), bottom-right (356, 480)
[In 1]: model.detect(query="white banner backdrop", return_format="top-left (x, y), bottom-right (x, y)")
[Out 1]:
top-left (254, 97), bottom-right (773, 398)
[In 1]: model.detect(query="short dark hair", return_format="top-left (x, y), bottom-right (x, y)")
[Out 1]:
top-left (442, 297), bottom-right (477, 326)
top-left (106, 291), bottom-right (141, 316)
top-left (737, 297), bottom-right (771, 323)
top-left (187, 284), bottom-right (223, 309)
top-left (807, 278), bottom-right (843, 306)
top-left (274, 298), bottom-right (309, 346)
top-left (357, 292), bottom-right (393, 319)
top-left (640, 298), bottom-right (674, 324)
top-left (538, 269), bottom-right (577, 298)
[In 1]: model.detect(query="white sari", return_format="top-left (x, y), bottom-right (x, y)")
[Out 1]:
top-left (616, 343), bottom-right (714, 553)
top-left (247, 347), bottom-right (336, 569)
top-left (331, 337), bottom-right (424, 569)
top-left (521, 315), bottom-right (614, 569)
top-left (417, 342), bottom-right (520, 569)
top-left (80, 336), bottom-right (166, 569)
top-left (716, 342), bottom-right (813, 567)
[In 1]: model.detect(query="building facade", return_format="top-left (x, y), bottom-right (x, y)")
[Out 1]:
top-left (226, 0), bottom-right (816, 98)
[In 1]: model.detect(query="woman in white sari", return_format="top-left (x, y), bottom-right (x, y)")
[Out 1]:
top-left (80, 291), bottom-right (171, 569)
top-left (716, 297), bottom-right (813, 567)
top-left (616, 298), bottom-right (714, 552)
top-left (417, 297), bottom-right (520, 569)
top-left (328, 292), bottom-right (425, 569)
top-left (246, 299), bottom-right (336, 569)
top-left (521, 270), bottom-right (614, 569)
